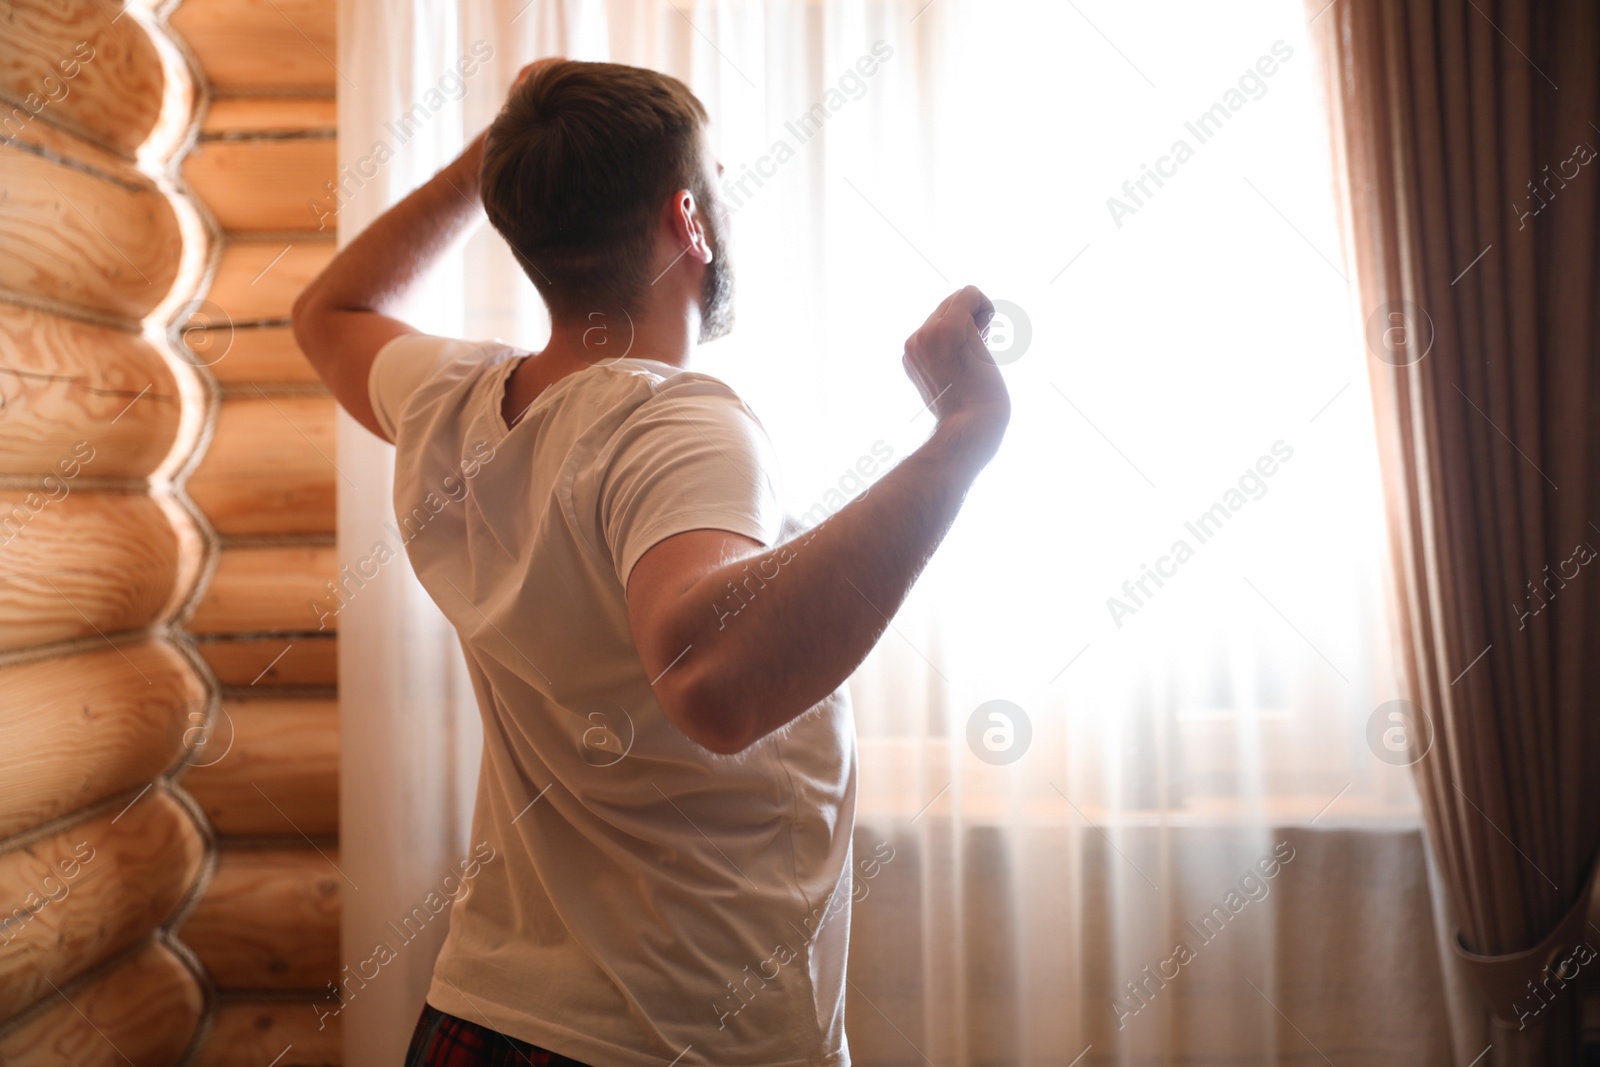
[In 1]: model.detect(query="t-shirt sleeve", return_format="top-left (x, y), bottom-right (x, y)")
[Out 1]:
top-left (367, 332), bottom-right (485, 440)
top-left (600, 381), bottom-right (785, 587)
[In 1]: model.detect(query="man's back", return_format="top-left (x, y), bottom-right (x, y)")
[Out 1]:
top-left (369, 333), bottom-right (858, 1067)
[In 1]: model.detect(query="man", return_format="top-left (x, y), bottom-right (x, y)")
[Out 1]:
top-left (292, 58), bottom-right (1009, 1067)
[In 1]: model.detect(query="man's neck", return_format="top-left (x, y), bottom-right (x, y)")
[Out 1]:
top-left (501, 303), bottom-right (699, 427)
top-left (545, 302), bottom-right (698, 369)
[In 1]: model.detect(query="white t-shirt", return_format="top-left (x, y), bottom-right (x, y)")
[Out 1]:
top-left (368, 334), bottom-right (858, 1067)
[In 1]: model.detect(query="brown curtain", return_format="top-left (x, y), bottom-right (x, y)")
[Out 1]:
top-left (1307, 0), bottom-right (1600, 1063)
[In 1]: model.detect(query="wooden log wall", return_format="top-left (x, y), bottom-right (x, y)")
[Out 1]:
top-left (0, 0), bottom-right (343, 1062)
top-left (170, 0), bottom-right (344, 1063)
top-left (0, 0), bottom-right (212, 1062)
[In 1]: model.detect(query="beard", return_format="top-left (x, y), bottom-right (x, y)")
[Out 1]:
top-left (697, 207), bottom-right (735, 343)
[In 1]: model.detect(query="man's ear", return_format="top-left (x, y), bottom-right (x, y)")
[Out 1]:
top-left (670, 188), bottom-right (714, 265)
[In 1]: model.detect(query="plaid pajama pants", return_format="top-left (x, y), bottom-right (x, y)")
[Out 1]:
top-left (405, 1003), bottom-right (595, 1067)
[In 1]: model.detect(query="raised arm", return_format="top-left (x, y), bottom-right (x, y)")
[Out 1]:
top-left (289, 131), bottom-right (486, 441)
top-left (292, 59), bottom-right (559, 441)
top-left (626, 286), bottom-right (1011, 754)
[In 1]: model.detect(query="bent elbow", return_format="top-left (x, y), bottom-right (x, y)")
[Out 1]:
top-left (695, 716), bottom-right (755, 757)
top-left (289, 286), bottom-right (318, 345)
top-left (658, 670), bottom-right (754, 756)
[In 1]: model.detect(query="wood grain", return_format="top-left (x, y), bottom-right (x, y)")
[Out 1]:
top-left (184, 136), bottom-right (336, 234)
top-left (0, 0), bottom-right (167, 155)
top-left (201, 97), bottom-right (336, 137)
top-left (0, 939), bottom-right (203, 1066)
top-left (187, 544), bottom-right (339, 635)
top-left (196, 1000), bottom-right (341, 1066)
top-left (0, 790), bottom-right (204, 1020)
top-left (2, 100), bottom-right (138, 179)
top-left (181, 699), bottom-right (337, 837)
top-left (168, 0), bottom-right (338, 94)
top-left (0, 143), bottom-right (181, 319)
top-left (0, 301), bottom-right (181, 479)
top-left (187, 395), bottom-right (336, 535)
top-left (0, 490), bottom-right (190, 651)
top-left (196, 634), bottom-right (336, 687)
top-left (0, 641), bottom-right (203, 840)
top-left (180, 847), bottom-right (340, 990)
top-left (208, 238), bottom-right (333, 323)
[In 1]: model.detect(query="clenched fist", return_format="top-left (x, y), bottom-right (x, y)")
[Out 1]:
top-left (903, 285), bottom-right (1012, 471)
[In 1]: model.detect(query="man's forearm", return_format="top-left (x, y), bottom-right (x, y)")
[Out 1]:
top-left (659, 419), bottom-right (991, 751)
top-left (296, 133), bottom-right (485, 316)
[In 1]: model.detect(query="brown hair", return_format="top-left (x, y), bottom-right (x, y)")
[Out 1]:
top-left (480, 60), bottom-right (712, 319)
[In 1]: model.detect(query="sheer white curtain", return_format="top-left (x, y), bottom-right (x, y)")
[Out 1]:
top-left (340, 2), bottom-right (1454, 1064)
top-left (336, 2), bottom-right (482, 1063)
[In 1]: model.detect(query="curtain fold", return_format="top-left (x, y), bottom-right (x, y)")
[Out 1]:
top-left (1307, 0), bottom-right (1600, 1061)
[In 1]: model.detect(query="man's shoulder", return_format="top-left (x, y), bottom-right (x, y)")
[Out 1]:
top-left (373, 332), bottom-right (525, 439)
top-left (596, 361), bottom-right (760, 425)
top-left (377, 332), bottom-right (519, 383)
top-left (575, 362), bottom-right (778, 487)
top-left (596, 358), bottom-right (738, 395)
